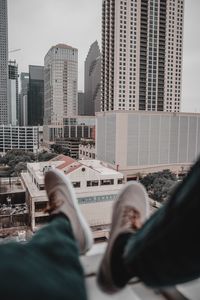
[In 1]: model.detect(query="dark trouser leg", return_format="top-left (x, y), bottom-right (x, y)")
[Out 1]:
top-left (0, 215), bottom-right (87, 300)
top-left (121, 161), bottom-right (200, 287)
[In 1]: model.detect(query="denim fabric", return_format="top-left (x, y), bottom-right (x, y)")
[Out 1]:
top-left (0, 216), bottom-right (87, 300)
top-left (123, 157), bottom-right (200, 287)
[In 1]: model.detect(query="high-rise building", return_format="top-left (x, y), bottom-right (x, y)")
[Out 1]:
top-left (19, 72), bottom-right (29, 126)
top-left (0, 0), bottom-right (8, 124)
top-left (78, 91), bottom-right (85, 115)
top-left (44, 44), bottom-right (78, 125)
top-left (8, 60), bottom-right (18, 125)
top-left (84, 41), bottom-right (101, 115)
top-left (0, 125), bottom-right (39, 154)
top-left (101, 0), bottom-right (184, 112)
top-left (28, 65), bottom-right (44, 126)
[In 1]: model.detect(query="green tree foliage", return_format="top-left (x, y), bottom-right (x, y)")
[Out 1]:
top-left (0, 149), bottom-right (36, 176)
top-left (140, 169), bottom-right (178, 202)
top-left (37, 151), bottom-right (57, 162)
top-left (50, 144), bottom-right (70, 156)
top-left (14, 162), bottom-right (28, 176)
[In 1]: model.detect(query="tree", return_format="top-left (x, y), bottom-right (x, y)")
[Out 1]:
top-left (50, 144), bottom-right (70, 155)
top-left (140, 169), bottom-right (178, 203)
top-left (0, 149), bottom-right (36, 175)
top-left (14, 162), bottom-right (27, 177)
top-left (38, 151), bottom-right (57, 162)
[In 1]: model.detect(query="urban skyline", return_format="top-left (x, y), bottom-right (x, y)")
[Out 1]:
top-left (8, 0), bottom-right (200, 113)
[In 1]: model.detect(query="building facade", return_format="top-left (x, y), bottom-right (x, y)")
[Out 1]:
top-left (8, 60), bottom-right (18, 125)
top-left (22, 155), bottom-right (124, 235)
top-left (0, 0), bottom-right (8, 125)
top-left (96, 111), bottom-right (199, 179)
top-left (0, 125), bottom-right (39, 154)
top-left (28, 65), bottom-right (44, 126)
top-left (44, 44), bottom-right (78, 125)
top-left (79, 141), bottom-right (96, 160)
top-left (101, 0), bottom-right (184, 112)
top-left (0, 177), bottom-right (28, 234)
top-left (78, 91), bottom-right (85, 115)
top-left (19, 72), bottom-right (29, 126)
top-left (84, 41), bottom-right (101, 115)
top-left (43, 116), bottom-right (95, 147)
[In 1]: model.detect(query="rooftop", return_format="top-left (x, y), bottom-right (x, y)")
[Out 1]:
top-left (27, 156), bottom-right (124, 186)
top-left (78, 160), bottom-right (120, 176)
top-left (0, 178), bottom-right (25, 194)
top-left (54, 43), bottom-right (78, 51)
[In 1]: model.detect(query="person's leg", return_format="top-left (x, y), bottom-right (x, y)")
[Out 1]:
top-left (98, 156), bottom-right (200, 293)
top-left (123, 159), bottom-right (200, 287)
top-left (0, 168), bottom-right (93, 300)
top-left (0, 215), bottom-right (87, 300)
top-left (124, 167), bottom-right (200, 286)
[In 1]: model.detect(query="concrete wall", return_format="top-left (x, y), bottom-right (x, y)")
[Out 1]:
top-left (97, 111), bottom-right (200, 173)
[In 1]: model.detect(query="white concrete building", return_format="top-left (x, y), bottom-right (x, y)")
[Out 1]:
top-left (79, 142), bottom-right (96, 160)
top-left (0, 125), bottom-right (39, 154)
top-left (22, 155), bottom-right (124, 236)
top-left (96, 111), bottom-right (200, 179)
top-left (101, 0), bottom-right (184, 113)
top-left (44, 44), bottom-right (78, 125)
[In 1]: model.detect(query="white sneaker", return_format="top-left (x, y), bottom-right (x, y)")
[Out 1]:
top-left (97, 181), bottom-right (150, 293)
top-left (45, 169), bottom-right (93, 254)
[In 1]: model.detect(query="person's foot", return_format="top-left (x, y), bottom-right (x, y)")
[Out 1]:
top-left (97, 181), bottom-right (150, 294)
top-left (44, 168), bottom-right (93, 255)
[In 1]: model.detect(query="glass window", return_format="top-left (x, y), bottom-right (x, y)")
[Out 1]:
top-left (72, 182), bottom-right (81, 188)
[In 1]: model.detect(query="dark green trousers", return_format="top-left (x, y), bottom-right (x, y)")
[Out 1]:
top-left (122, 157), bottom-right (200, 287)
top-left (0, 216), bottom-right (87, 300)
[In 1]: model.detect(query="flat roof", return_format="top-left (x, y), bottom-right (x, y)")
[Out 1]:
top-left (79, 160), bottom-right (123, 176)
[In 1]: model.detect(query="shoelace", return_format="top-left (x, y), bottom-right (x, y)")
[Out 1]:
top-left (44, 192), bottom-right (64, 213)
top-left (121, 206), bottom-right (141, 230)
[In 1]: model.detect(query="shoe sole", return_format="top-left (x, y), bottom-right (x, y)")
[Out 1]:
top-left (49, 168), bottom-right (93, 254)
top-left (97, 181), bottom-right (150, 294)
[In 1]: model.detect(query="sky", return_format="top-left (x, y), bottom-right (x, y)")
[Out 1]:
top-left (8, 0), bottom-right (200, 113)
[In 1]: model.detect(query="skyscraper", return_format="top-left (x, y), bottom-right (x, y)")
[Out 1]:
top-left (101, 0), bottom-right (184, 112)
top-left (78, 91), bottom-right (85, 115)
top-left (0, 0), bottom-right (8, 124)
top-left (19, 72), bottom-right (29, 126)
top-left (28, 65), bottom-right (44, 126)
top-left (8, 60), bottom-right (18, 125)
top-left (44, 44), bottom-right (78, 125)
top-left (84, 41), bottom-right (101, 115)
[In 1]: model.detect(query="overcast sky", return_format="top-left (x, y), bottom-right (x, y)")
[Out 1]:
top-left (8, 0), bottom-right (200, 112)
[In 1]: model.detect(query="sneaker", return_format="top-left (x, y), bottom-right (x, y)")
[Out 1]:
top-left (97, 181), bottom-right (150, 294)
top-left (44, 168), bottom-right (93, 255)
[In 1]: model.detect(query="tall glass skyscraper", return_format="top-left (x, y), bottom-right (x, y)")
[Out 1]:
top-left (0, 0), bottom-right (8, 124)
top-left (28, 65), bottom-right (44, 126)
top-left (84, 41), bottom-right (101, 115)
top-left (101, 0), bottom-right (184, 112)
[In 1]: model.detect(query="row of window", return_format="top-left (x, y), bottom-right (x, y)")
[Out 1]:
top-left (72, 179), bottom-right (123, 188)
